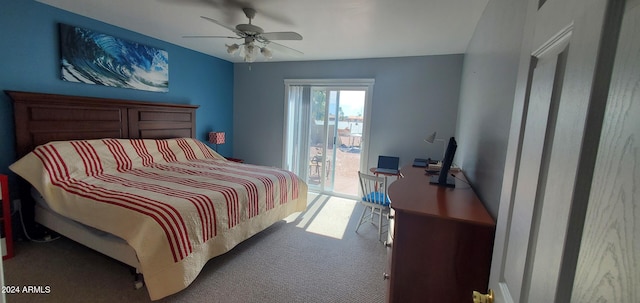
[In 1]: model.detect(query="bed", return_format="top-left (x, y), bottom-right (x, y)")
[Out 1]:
top-left (6, 91), bottom-right (308, 300)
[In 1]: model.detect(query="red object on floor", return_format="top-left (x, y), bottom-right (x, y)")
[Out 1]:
top-left (0, 174), bottom-right (14, 260)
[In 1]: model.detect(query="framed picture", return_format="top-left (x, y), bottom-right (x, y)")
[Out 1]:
top-left (59, 23), bottom-right (169, 92)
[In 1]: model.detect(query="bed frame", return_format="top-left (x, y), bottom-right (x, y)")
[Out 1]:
top-left (7, 90), bottom-right (199, 285)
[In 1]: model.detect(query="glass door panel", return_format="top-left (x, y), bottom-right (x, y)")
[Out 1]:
top-left (332, 90), bottom-right (364, 197)
top-left (307, 88), bottom-right (328, 189)
top-left (307, 87), bottom-right (365, 197)
top-left (324, 89), bottom-right (338, 192)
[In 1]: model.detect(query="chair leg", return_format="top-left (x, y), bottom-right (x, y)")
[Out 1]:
top-left (355, 204), bottom-right (368, 233)
top-left (378, 208), bottom-right (383, 241)
top-left (355, 204), bottom-right (390, 242)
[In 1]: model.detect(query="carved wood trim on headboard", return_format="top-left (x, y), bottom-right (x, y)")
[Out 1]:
top-left (6, 91), bottom-right (199, 158)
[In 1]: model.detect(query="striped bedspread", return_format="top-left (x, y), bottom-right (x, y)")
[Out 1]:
top-left (10, 138), bottom-right (307, 300)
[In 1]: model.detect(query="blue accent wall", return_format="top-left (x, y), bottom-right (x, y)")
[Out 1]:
top-left (0, 1), bottom-right (233, 182)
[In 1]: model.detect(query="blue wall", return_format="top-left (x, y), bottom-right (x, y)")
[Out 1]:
top-left (0, 1), bottom-right (234, 182)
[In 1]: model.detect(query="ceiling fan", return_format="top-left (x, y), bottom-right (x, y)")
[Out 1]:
top-left (184, 7), bottom-right (303, 62)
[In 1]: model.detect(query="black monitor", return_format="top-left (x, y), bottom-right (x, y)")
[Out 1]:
top-left (430, 137), bottom-right (457, 187)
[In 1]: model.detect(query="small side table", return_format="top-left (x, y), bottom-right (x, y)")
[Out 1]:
top-left (369, 167), bottom-right (403, 179)
top-left (369, 167), bottom-right (403, 191)
top-left (226, 157), bottom-right (244, 163)
top-left (0, 174), bottom-right (14, 260)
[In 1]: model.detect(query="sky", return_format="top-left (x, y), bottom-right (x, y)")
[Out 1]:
top-left (331, 90), bottom-right (365, 116)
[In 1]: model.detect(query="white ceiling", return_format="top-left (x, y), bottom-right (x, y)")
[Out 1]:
top-left (36, 0), bottom-right (489, 63)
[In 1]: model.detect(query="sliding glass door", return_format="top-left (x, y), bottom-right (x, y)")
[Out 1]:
top-left (284, 79), bottom-right (374, 198)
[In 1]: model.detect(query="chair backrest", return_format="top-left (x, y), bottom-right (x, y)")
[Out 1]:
top-left (310, 154), bottom-right (322, 164)
top-left (358, 171), bottom-right (391, 206)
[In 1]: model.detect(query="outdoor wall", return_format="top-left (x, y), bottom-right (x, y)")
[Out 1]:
top-left (455, 0), bottom-right (529, 217)
top-left (0, 0), bottom-right (234, 186)
top-left (232, 55), bottom-right (464, 170)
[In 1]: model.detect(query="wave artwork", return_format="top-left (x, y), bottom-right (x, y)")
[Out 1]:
top-left (59, 23), bottom-right (169, 92)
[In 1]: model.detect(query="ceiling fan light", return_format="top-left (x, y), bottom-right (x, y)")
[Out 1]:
top-left (226, 43), bottom-right (240, 54)
top-left (260, 47), bottom-right (273, 59)
top-left (243, 52), bottom-right (256, 62)
top-left (244, 43), bottom-right (256, 55)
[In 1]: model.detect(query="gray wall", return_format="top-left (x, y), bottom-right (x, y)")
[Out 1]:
top-left (456, 0), bottom-right (529, 217)
top-left (233, 55), bottom-right (463, 170)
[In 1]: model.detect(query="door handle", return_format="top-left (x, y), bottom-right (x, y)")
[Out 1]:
top-left (472, 289), bottom-right (494, 303)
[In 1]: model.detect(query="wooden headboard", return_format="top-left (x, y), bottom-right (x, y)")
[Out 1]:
top-left (6, 91), bottom-right (199, 158)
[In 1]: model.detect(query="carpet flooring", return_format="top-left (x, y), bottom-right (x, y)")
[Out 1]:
top-left (3, 193), bottom-right (388, 303)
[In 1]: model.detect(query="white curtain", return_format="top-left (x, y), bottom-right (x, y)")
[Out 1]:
top-left (284, 84), bottom-right (311, 179)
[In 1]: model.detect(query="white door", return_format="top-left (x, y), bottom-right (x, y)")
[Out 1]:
top-left (487, 0), bottom-right (629, 302)
top-left (570, 2), bottom-right (639, 301)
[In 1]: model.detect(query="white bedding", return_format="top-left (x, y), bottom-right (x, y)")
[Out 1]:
top-left (11, 138), bottom-right (307, 300)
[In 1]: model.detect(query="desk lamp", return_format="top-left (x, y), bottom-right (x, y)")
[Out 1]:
top-left (424, 131), bottom-right (446, 161)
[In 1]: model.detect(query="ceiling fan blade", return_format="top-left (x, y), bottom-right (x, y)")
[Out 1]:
top-left (182, 35), bottom-right (240, 39)
top-left (266, 41), bottom-right (303, 56)
top-left (261, 32), bottom-right (303, 41)
top-left (200, 16), bottom-right (243, 36)
top-left (212, 0), bottom-right (295, 25)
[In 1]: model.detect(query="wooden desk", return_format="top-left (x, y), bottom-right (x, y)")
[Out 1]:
top-left (386, 165), bottom-right (495, 303)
